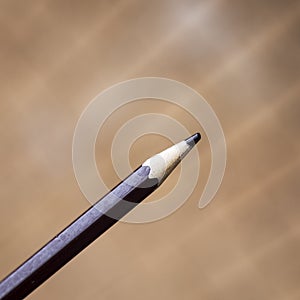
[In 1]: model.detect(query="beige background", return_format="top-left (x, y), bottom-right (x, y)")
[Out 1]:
top-left (0, 0), bottom-right (300, 299)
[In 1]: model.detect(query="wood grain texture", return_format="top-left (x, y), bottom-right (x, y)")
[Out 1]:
top-left (0, 0), bottom-right (299, 299)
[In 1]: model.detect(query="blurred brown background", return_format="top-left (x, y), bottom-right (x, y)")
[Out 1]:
top-left (0, 0), bottom-right (300, 299)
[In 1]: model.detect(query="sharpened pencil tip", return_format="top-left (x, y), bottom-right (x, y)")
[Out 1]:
top-left (185, 132), bottom-right (201, 146)
top-left (142, 133), bottom-right (201, 184)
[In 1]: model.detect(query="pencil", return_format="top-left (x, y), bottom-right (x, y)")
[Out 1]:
top-left (0, 133), bottom-right (201, 300)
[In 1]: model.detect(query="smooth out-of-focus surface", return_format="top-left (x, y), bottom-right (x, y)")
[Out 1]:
top-left (0, 0), bottom-right (299, 299)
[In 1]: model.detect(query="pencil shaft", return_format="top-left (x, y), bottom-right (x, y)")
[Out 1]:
top-left (0, 166), bottom-right (158, 300)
